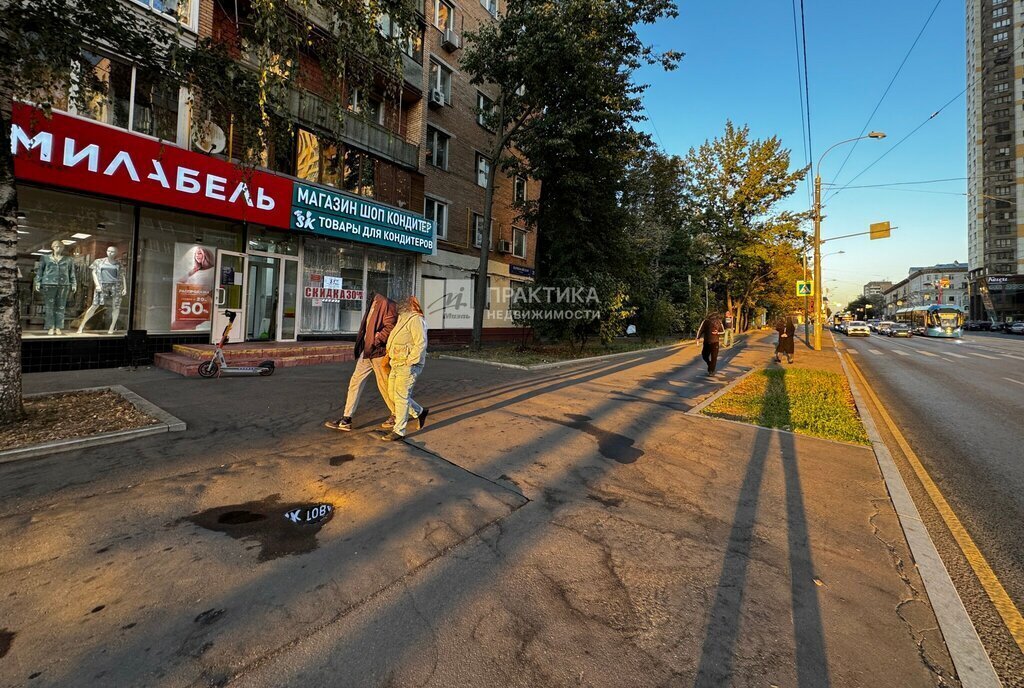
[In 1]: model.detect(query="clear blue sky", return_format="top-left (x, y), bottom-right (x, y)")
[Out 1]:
top-left (634, 0), bottom-right (967, 309)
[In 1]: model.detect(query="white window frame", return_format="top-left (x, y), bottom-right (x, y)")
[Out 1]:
top-left (476, 91), bottom-right (494, 129)
top-left (475, 153), bottom-right (491, 187)
top-left (472, 213), bottom-right (493, 248)
top-left (425, 196), bottom-right (449, 240)
top-left (429, 59), bottom-right (453, 103)
top-left (426, 126), bottom-right (450, 170)
top-left (512, 227), bottom-right (527, 259)
top-left (70, 50), bottom-right (185, 145)
top-left (434, 0), bottom-right (455, 30)
top-left (131, 0), bottom-right (199, 32)
top-left (514, 176), bottom-right (527, 203)
top-left (480, 0), bottom-right (498, 18)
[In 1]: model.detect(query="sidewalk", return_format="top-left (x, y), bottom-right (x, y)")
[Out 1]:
top-left (0, 335), bottom-right (960, 686)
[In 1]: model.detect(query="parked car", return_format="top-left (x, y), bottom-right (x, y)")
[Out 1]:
top-left (1010, 322), bottom-right (1024, 335)
top-left (877, 321), bottom-right (896, 335)
top-left (888, 323), bottom-right (913, 337)
top-left (846, 321), bottom-right (871, 336)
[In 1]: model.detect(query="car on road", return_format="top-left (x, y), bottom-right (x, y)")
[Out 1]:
top-left (1010, 322), bottom-right (1024, 335)
top-left (887, 323), bottom-right (913, 337)
top-left (846, 321), bottom-right (871, 336)
top-left (877, 321), bottom-right (896, 335)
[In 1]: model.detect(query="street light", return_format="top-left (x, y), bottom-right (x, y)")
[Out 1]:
top-left (812, 131), bottom-right (886, 350)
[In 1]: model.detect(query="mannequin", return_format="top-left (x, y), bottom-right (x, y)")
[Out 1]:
top-left (33, 240), bottom-right (77, 335)
top-left (77, 246), bottom-right (128, 334)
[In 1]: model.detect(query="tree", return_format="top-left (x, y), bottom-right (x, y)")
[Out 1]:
top-left (680, 121), bottom-right (808, 330)
top-left (848, 294), bottom-right (885, 320)
top-left (461, 0), bottom-right (680, 349)
top-left (0, 0), bottom-right (419, 425)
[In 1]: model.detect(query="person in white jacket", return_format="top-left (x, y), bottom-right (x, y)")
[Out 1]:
top-left (380, 296), bottom-right (430, 440)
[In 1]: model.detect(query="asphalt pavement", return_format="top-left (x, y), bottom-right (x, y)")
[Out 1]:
top-left (835, 328), bottom-right (1024, 683)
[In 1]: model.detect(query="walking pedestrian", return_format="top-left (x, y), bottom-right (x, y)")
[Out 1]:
top-left (698, 312), bottom-right (725, 375)
top-left (776, 315), bottom-right (795, 364)
top-left (325, 292), bottom-right (397, 432)
top-left (380, 296), bottom-right (430, 441)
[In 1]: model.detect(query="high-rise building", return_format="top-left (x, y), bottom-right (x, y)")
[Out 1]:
top-left (966, 0), bottom-right (1024, 321)
top-left (862, 281), bottom-right (892, 297)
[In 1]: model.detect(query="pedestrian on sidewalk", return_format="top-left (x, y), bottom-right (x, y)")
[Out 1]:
top-left (697, 312), bottom-right (724, 375)
top-left (380, 295), bottom-right (430, 441)
top-left (775, 316), bottom-right (795, 364)
top-left (325, 292), bottom-right (397, 432)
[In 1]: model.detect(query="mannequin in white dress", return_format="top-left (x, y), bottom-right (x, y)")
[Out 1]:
top-left (77, 246), bottom-right (127, 334)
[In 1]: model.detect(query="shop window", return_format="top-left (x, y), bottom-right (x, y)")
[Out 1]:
top-left (301, 239), bottom-right (365, 335)
top-left (425, 197), bottom-right (448, 240)
top-left (296, 129), bottom-right (321, 182)
top-left (368, 250), bottom-right (416, 303)
top-left (247, 226), bottom-right (299, 256)
top-left (512, 227), bottom-right (527, 259)
top-left (80, 51), bottom-right (180, 142)
top-left (16, 188), bottom-right (134, 338)
top-left (134, 208), bottom-right (242, 334)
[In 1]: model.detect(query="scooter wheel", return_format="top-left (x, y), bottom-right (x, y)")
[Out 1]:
top-left (198, 361), bottom-right (218, 378)
top-left (259, 366), bottom-right (274, 376)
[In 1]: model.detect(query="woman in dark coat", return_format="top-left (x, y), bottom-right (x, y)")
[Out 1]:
top-left (775, 316), bottom-right (796, 363)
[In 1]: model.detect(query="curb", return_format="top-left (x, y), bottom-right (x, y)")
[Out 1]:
top-left (437, 340), bottom-right (690, 371)
top-left (832, 337), bottom-right (1000, 687)
top-left (685, 365), bottom-right (760, 416)
top-left (1, 385), bottom-right (186, 465)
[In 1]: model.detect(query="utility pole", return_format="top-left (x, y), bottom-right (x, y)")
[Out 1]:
top-left (813, 173), bottom-right (823, 351)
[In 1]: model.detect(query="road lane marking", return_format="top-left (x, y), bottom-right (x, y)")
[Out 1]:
top-left (1003, 377), bottom-right (1024, 387)
top-left (946, 352), bottom-right (968, 359)
top-left (847, 358), bottom-right (1024, 654)
top-left (894, 350), bottom-right (911, 356)
top-left (969, 352), bottom-right (1000, 360)
top-left (919, 351), bottom-right (939, 357)
top-left (868, 349), bottom-right (883, 355)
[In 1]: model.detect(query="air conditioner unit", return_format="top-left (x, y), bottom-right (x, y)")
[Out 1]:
top-left (442, 28), bottom-right (461, 51)
top-left (497, 240), bottom-right (512, 254)
top-left (429, 88), bottom-right (445, 108)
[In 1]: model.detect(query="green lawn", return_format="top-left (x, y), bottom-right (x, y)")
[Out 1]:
top-left (437, 338), bottom-right (683, 366)
top-left (702, 368), bottom-right (869, 445)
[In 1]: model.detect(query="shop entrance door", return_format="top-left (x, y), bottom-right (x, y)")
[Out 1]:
top-left (212, 250), bottom-right (248, 344)
top-left (244, 250), bottom-right (299, 342)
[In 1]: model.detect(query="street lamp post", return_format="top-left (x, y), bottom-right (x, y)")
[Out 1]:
top-left (812, 131), bottom-right (886, 350)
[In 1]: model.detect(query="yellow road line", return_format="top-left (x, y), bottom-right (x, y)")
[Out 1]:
top-left (847, 355), bottom-right (1024, 653)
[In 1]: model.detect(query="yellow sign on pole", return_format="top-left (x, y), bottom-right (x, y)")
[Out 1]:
top-left (870, 221), bottom-right (891, 240)
top-left (796, 281), bottom-right (814, 297)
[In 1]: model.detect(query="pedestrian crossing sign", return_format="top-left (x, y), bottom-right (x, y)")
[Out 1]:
top-left (796, 281), bottom-right (813, 296)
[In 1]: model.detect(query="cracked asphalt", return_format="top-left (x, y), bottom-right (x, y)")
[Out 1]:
top-left (0, 335), bottom-right (959, 687)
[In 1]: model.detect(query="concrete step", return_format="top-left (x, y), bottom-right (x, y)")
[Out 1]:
top-left (171, 341), bottom-right (354, 361)
top-left (154, 344), bottom-right (355, 377)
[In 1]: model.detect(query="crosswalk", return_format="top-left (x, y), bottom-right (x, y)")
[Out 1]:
top-left (842, 340), bottom-right (1023, 363)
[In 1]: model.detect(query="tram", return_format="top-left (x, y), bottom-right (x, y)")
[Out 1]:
top-left (894, 305), bottom-right (964, 338)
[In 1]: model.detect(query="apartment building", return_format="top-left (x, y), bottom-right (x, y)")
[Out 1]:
top-left (417, 0), bottom-right (537, 342)
top-left (966, 0), bottom-right (1024, 321)
top-left (12, 0), bottom-right (534, 371)
top-left (881, 263), bottom-right (969, 317)
top-left (862, 281), bottom-right (892, 298)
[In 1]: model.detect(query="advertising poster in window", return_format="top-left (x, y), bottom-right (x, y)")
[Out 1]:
top-left (171, 243), bottom-right (215, 330)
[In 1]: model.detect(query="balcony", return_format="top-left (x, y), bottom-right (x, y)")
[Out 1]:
top-left (290, 90), bottom-right (420, 170)
top-left (402, 52), bottom-right (424, 92)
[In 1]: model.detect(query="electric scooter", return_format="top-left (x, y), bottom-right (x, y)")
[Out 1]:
top-left (198, 310), bottom-right (276, 378)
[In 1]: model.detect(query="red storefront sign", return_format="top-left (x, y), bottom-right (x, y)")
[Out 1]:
top-left (11, 102), bottom-right (292, 228)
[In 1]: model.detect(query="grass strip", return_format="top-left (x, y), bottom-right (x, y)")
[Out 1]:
top-left (702, 368), bottom-right (869, 445)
